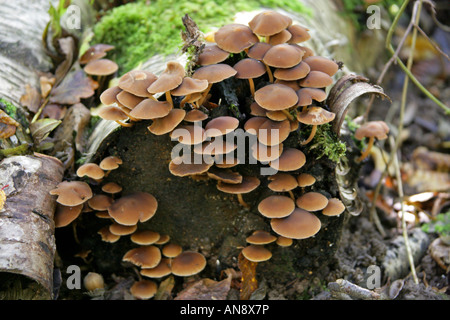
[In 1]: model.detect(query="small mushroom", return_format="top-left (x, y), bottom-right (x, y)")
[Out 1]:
top-left (83, 58), bottom-right (118, 76)
top-left (296, 192), bottom-right (329, 211)
top-left (99, 156), bottom-right (122, 176)
top-left (263, 43), bottom-right (304, 69)
top-left (76, 163), bottom-right (105, 180)
top-left (147, 61), bottom-right (186, 107)
top-left (241, 244), bottom-right (272, 263)
top-left (322, 198), bottom-right (346, 216)
top-left (270, 208), bottom-right (321, 239)
top-left (216, 176), bottom-right (260, 209)
top-left (276, 236), bottom-right (293, 247)
top-left (233, 58), bottom-right (266, 97)
top-left (246, 230), bottom-right (277, 245)
top-left (354, 121), bottom-right (389, 162)
top-left (118, 70), bottom-right (158, 98)
top-left (171, 77), bottom-right (209, 109)
top-left (248, 10), bottom-right (292, 41)
top-left (130, 99), bottom-right (172, 120)
top-left (298, 70), bottom-right (333, 88)
top-left (258, 195), bottom-right (296, 218)
top-left (269, 147), bottom-right (306, 172)
top-left (98, 226), bottom-right (120, 243)
top-left (130, 280), bottom-right (158, 300)
top-left (54, 203), bottom-right (83, 228)
top-left (287, 24), bottom-right (311, 44)
top-left (267, 173), bottom-right (298, 199)
top-left (140, 258), bottom-right (172, 278)
top-left (87, 194), bottom-right (114, 211)
top-left (254, 83), bottom-right (298, 120)
top-left (303, 56), bottom-right (339, 77)
top-left (296, 88), bottom-right (327, 112)
top-left (196, 44), bottom-right (230, 66)
top-left (296, 106), bottom-right (336, 145)
top-left (297, 173), bottom-right (316, 188)
top-left (123, 246), bottom-right (162, 269)
top-left (97, 105), bottom-right (133, 127)
top-left (101, 182), bottom-right (123, 195)
top-left (83, 272), bottom-right (105, 292)
top-left (162, 243), bottom-right (183, 258)
top-left (79, 44), bottom-right (115, 65)
top-left (49, 181), bottom-right (93, 207)
top-left (247, 42), bottom-right (274, 82)
top-left (273, 61), bottom-right (310, 81)
top-left (214, 23), bottom-right (259, 54)
top-left (147, 108), bottom-right (186, 135)
top-left (109, 222), bottom-right (137, 236)
top-left (130, 230), bottom-right (161, 245)
top-left (108, 192), bottom-right (158, 226)
top-left (170, 251), bottom-right (206, 277)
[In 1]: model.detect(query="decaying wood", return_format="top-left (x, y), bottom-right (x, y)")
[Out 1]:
top-left (0, 153), bottom-right (64, 299)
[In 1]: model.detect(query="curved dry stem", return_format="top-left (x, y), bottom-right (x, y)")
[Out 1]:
top-left (357, 136), bottom-right (375, 162)
top-left (237, 194), bottom-right (250, 209)
top-left (301, 125), bottom-right (318, 145)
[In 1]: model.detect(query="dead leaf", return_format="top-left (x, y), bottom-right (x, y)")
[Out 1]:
top-left (0, 109), bottom-right (19, 139)
top-left (154, 275), bottom-right (175, 300)
top-left (50, 69), bottom-right (96, 105)
top-left (0, 185), bottom-right (8, 211)
top-left (29, 118), bottom-right (61, 145)
top-left (238, 252), bottom-right (258, 300)
top-left (327, 74), bottom-right (390, 136)
top-left (20, 84), bottom-right (42, 113)
top-left (174, 274), bottom-right (232, 300)
top-left (54, 37), bottom-right (75, 85)
top-left (40, 75), bottom-right (56, 99)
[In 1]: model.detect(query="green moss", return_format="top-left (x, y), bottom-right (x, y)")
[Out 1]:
top-left (92, 0), bottom-right (312, 74)
top-left (303, 123), bottom-right (347, 163)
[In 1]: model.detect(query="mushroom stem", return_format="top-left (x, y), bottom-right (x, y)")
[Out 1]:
top-left (248, 79), bottom-right (255, 97)
top-left (288, 190), bottom-right (295, 200)
top-left (281, 109), bottom-right (295, 121)
top-left (301, 125), bottom-right (318, 145)
top-left (115, 120), bottom-right (134, 127)
top-left (180, 94), bottom-right (191, 109)
top-left (199, 83), bottom-right (213, 107)
top-left (357, 136), bottom-right (375, 162)
top-left (264, 63), bottom-right (274, 83)
top-left (237, 194), bottom-right (250, 209)
top-left (165, 91), bottom-right (174, 107)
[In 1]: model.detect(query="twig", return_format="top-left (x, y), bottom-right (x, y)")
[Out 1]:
top-left (390, 137), bottom-right (419, 284)
top-left (328, 279), bottom-right (384, 300)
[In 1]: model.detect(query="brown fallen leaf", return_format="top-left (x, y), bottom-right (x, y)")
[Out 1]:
top-left (174, 273), bottom-right (232, 300)
top-left (20, 84), bottom-right (42, 113)
top-left (238, 251), bottom-right (258, 300)
top-left (49, 69), bottom-right (96, 105)
top-left (40, 75), bottom-right (56, 99)
top-left (0, 109), bottom-right (19, 139)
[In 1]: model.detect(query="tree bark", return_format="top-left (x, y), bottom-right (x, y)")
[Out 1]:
top-left (0, 153), bottom-right (64, 299)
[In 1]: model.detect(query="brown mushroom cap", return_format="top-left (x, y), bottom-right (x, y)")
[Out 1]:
top-left (116, 91), bottom-right (146, 109)
top-left (268, 173), bottom-right (298, 192)
top-left (287, 24), bottom-right (311, 44)
top-left (296, 88), bottom-right (327, 107)
top-left (246, 230), bottom-right (277, 245)
top-left (217, 175), bottom-right (260, 196)
top-left (108, 192), bottom-right (158, 226)
top-left (100, 86), bottom-right (122, 105)
top-left (118, 70), bottom-right (157, 97)
top-left (296, 107), bottom-right (335, 125)
top-left (248, 11), bottom-right (292, 36)
top-left (171, 77), bottom-right (209, 96)
top-left (87, 194), bottom-right (114, 211)
top-left (130, 230), bottom-right (161, 245)
top-left (130, 280), bottom-right (158, 300)
top-left (171, 124), bottom-right (206, 145)
top-left (296, 192), bottom-right (329, 211)
top-left (274, 62), bottom-right (310, 81)
top-left (298, 70), bottom-right (333, 88)
top-left (97, 105), bottom-right (129, 121)
top-left (241, 245), bottom-right (272, 262)
top-left (147, 61), bottom-right (186, 94)
top-left (162, 243), bottom-right (183, 258)
top-left (79, 44), bottom-right (115, 65)
top-left (99, 156), bottom-right (123, 171)
top-left (268, 29), bottom-right (292, 45)
top-left (206, 167), bottom-right (243, 184)
top-left (276, 236), bottom-right (293, 247)
top-left (123, 246), bottom-right (162, 268)
top-left (354, 121), bottom-right (390, 140)
top-left (254, 84), bottom-right (298, 111)
top-left (266, 110), bottom-right (288, 122)
top-left (155, 234), bottom-right (171, 245)
top-left (130, 99), bottom-right (172, 120)
top-left (98, 226), bottom-right (120, 243)
top-left (244, 116), bottom-right (268, 135)
top-left (140, 258), bottom-right (172, 278)
top-left (214, 23), bottom-right (259, 53)
top-left (251, 142), bottom-right (284, 162)
top-left (203, 116), bottom-right (239, 139)
top-left (192, 64), bottom-right (237, 83)
top-left (263, 44), bottom-right (304, 68)
top-left (303, 56), bottom-right (339, 76)
top-left (147, 108), bottom-right (186, 135)
top-left (184, 109), bottom-right (208, 123)
top-left (270, 208), bottom-right (321, 239)
top-left (83, 272), bottom-right (105, 291)
top-left (233, 58), bottom-right (267, 79)
top-left (197, 44), bottom-right (230, 65)
top-left (83, 58), bottom-right (118, 76)
top-left (257, 119), bottom-right (291, 146)
top-left (54, 203), bottom-right (83, 228)
top-left (322, 198), bottom-right (346, 216)
top-left (269, 148), bottom-right (306, 172)
top-left (171, 251), bottom-right (206, 276)
top-left (297, 173), bottom-right (316, 187)
top-left (247, 42), bottom-right (272, 60)
top-left (258, 195), bottom-right (295, 218)
top-left (109, 222), bottom-right (137, 236)
top-left (101, 182), bottom-right (123, 194)
top-left (50, 181), bottom-right (93, 206)
top-left (169, 154), bottom-right (213, 177)
top-left (76, 163), bottom-right (105, 180)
